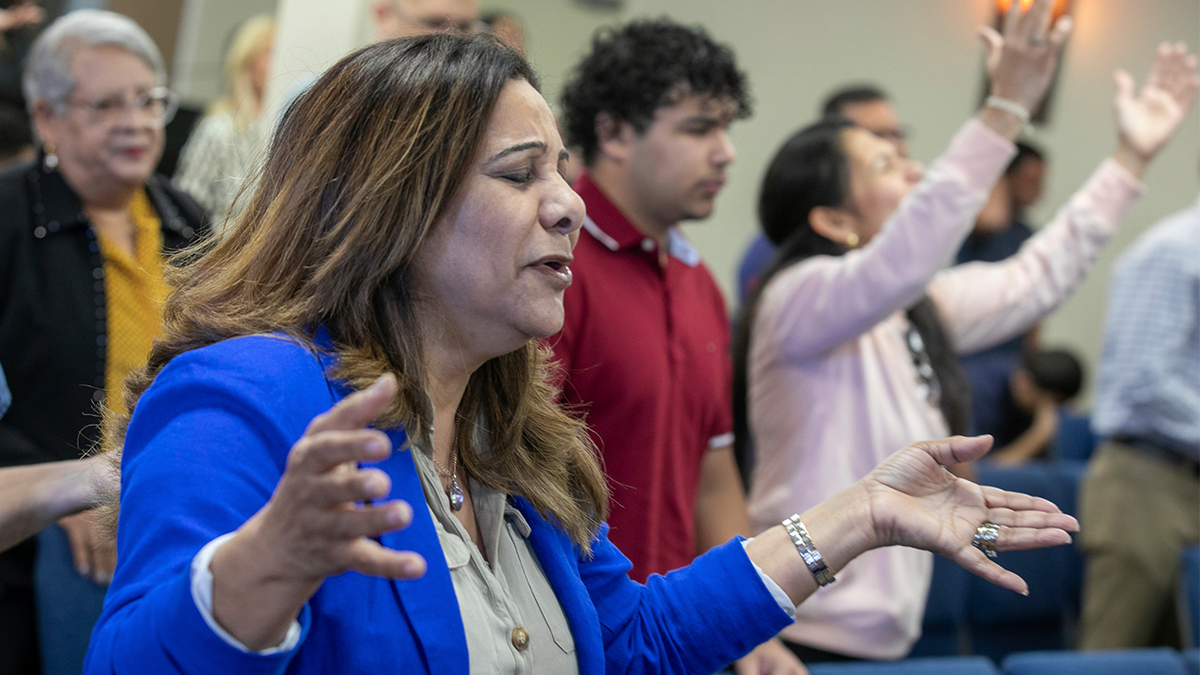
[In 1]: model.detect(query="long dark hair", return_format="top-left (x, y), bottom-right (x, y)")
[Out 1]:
top-left (101, 35), bottom-right (609, 548)
top-left (732, 118), bottom-right (970, 482)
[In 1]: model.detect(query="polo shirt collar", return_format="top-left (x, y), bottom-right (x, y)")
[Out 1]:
top-left (574, 171), bottom-right (701, 268)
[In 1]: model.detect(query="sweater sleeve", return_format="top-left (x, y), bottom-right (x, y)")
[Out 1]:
top-left (84, 337), bottom-right (331, 675)
top-left (579, 526), bottom-right (794, 675)
top-left (755, 119), bottom-right (1014, 363)
top-left (929, 159), bottom-right (1143, 354)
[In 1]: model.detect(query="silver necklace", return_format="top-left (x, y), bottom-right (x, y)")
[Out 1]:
top-left (431, 443), bottom-right (464, 512)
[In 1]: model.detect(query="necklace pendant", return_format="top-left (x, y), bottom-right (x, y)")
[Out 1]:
top-left (448, 477), bottom-right (465, 511)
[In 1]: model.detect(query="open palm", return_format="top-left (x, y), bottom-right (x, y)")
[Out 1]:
top-left (860, 436), bottom-right (1077, 594)
top-left (1116, 42), bottom-right (1200, 160)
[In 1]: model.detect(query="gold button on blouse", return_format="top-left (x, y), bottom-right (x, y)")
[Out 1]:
top-left (511, 626), bottom-right (530, 651)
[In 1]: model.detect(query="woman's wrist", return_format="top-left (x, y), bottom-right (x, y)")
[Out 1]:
top-left (209, 522), bottom-right (321, 651)
top-left (1112, 139), bottom-right (1150, 180)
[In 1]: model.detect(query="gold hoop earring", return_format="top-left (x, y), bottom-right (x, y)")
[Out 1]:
top-left (43, 143), bottom-right (58, 171)
top-left (846, 232), bottom-right (859, 248)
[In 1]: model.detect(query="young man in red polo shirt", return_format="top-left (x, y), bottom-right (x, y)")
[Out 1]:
top-left (553, 19), bottom-right (806, 674)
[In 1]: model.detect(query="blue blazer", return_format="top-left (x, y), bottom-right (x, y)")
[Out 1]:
top-left (84, 335), bottom-right (791, 675)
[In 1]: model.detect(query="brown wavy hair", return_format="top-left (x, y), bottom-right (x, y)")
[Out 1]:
top-left (101, 34), bottom-right (609, 548)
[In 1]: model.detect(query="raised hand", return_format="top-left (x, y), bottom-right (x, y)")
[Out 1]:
top-left (978, 0), bottom-right (1074, 114)
top-left (1113, 42), bottom-right (1200, 177)
top-left (211, 374), bottom-right (426, 650)
top-left (862, 435), bottom-right (1078, 595)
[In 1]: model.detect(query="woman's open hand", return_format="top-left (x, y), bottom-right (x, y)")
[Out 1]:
top-left (978, 0), bottom-right (1073, 115)
top-left (211, 374), bottom-right (426, 651)
top-left (861, 435), bottom-right (1078, 595)
top-left (1113, 42), bottom-right (1200, 177)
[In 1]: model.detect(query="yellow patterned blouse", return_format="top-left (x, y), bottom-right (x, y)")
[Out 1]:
top-left (94, 190), bottom-right (169, 416)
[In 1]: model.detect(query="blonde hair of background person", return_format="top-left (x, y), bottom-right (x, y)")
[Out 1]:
top-left (210, 14), bottom-right (274, 131)
top-left (174, 16), bottom-right (274, 224)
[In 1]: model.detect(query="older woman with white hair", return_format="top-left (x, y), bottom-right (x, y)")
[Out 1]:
top-left (0, 9), bottom-right (207, 673)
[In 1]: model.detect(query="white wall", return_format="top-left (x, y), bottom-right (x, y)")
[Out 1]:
top-left (193, 0), bottom-right (1199, 402)
top-left (623, 0), bottom-right (1200, 403)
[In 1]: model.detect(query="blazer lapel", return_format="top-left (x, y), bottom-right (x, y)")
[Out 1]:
top-left (313, 344), bottom-right (467, 675)
top-left (512, 498), bottom-right (605, 675)
top-left (375, 428), bottom-right (468, 675)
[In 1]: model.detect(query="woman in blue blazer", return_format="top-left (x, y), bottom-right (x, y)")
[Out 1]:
top-left (85, 19), bottom-right (1083, 675)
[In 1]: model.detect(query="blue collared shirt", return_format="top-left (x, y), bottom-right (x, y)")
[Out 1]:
top-left (1092, 196), bottom-right (1200, 459)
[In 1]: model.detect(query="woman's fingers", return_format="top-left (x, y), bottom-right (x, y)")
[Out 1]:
top-left (916, 435), bottom-right (994, 466)
top-left (954, 546), bottom-right (1031, 595)
top-left (345, 539), bottom-right (427, 580)
top-left (304, 374), bottom-right (397, 436)
top-left (288, 428), bottom-right (392, 476)
top-left (1047, 15), bottom-right (1072, 50)
top-left (993, 525), bottom-right (1075, 552)
top-left (325, 500), bottom-right (413, 540)
top-left (986, 505), bottom-right (1078, 531)
top-left (980, 485), bottom-right (1064, 514)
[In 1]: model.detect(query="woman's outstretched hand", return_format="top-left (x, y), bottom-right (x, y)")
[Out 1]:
top-left (978, 0), bottom-right (1073, 116)
top-left (861, 435), bottom-right (1078, 595)
top-left (210, 374), bottom-right (427, 651)
top-left (1112, 42), bottom-right (1200, 178)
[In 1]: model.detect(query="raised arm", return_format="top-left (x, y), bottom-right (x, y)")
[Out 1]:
top-left (758, 0), bottom-right (1072, 361)
top-left (932, 43), bottom-right (1200, 354)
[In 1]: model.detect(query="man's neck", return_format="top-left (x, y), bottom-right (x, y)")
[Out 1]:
top-left (587, 163), bottom-right (673, 250)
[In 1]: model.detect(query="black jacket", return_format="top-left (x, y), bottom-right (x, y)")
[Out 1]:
top-left (0, 160), bottom-right (207, 467)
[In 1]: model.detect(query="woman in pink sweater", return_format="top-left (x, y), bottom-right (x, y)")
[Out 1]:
top-left (734, 2), bottom-right (1199, 662)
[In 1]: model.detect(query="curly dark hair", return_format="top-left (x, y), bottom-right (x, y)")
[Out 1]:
top-left (560, 18), bottom-right (752, 165)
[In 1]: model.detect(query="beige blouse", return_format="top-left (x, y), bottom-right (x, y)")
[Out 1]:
top-left (411, 434), bottom-right (579, 675)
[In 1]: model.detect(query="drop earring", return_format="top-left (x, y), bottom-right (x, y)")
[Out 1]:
top-left (43, 142), bottom-right (58, 171)
top-left (846, 232), bottom-right (859, 248)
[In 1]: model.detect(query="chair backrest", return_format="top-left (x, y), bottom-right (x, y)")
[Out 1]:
top-left (1002, 648), bottom-right (1188, 675)
top-left (968, 464), bottom-right (1076, 661)
top-left (1182, 547), bottom-right (1200, 649)
top-left (807, 655), bottom-right (1000, 675)
top-left (1051, 410), bottom-right (1097, 463)
top-left (1182, 648), bottom-right (1199, 675)
top-left (910, 554), bottom-right (970, 657)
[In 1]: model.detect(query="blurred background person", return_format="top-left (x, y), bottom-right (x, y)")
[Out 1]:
top-left (371, 0), bottom-right (479, 40)
top-left (736, 83), bottom-right (908, 306)
top-left (984, 348), bottom-right (1085, 466)
top-left (482, 8), bottom-right (525, 53)
top-left (1080, 191), bottom-right (1200, 650)
top-left (735, 6), bottom-right (1197, 658)
top-left (957, 141), bottom-right (1049, 440)
top-left (0, 10), bottom-right (207, 673)
top-left (174, 15), bottom-right (273, 228)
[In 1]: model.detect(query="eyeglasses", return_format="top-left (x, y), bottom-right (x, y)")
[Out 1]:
top-left (63, 86), bottom-right (179, 129)
top-left (905, 325), bottom-right (942, 408)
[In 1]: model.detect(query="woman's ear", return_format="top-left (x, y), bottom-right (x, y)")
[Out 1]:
top-left (809, 206), bottom-right (859, 248)
top-left (30, 100), bottom-right (57, 147)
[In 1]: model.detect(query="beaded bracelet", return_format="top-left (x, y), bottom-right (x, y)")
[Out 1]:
top-left (984, 96), bottom-right (1032, 124)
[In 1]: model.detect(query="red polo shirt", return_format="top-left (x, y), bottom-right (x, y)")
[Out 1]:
top-left (549, 172), bottom-right (734, 582)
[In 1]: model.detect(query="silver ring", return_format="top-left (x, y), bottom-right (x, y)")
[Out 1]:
top-left (973, 522), bottom-right (1000, 558)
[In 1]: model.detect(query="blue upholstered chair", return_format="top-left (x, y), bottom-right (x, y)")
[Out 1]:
top-left (1050, 410), bottom-right (1097, 463)
top-left (1002, 648), bottom-right (1188, 675)
top-left (1181, 547), bottom-right (1200, 648)
top-left (1182, 648), bottom-right (1199, 675)
top-left (909, 553), bottom-right (970, 657)
top-left (807, 656), bottom-right (1000, 675)
top-left (967, 464), bottom-right (1075, 662)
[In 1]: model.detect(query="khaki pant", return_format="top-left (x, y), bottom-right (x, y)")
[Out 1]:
top-left (1079, 440), bottom-right (1200, 649)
